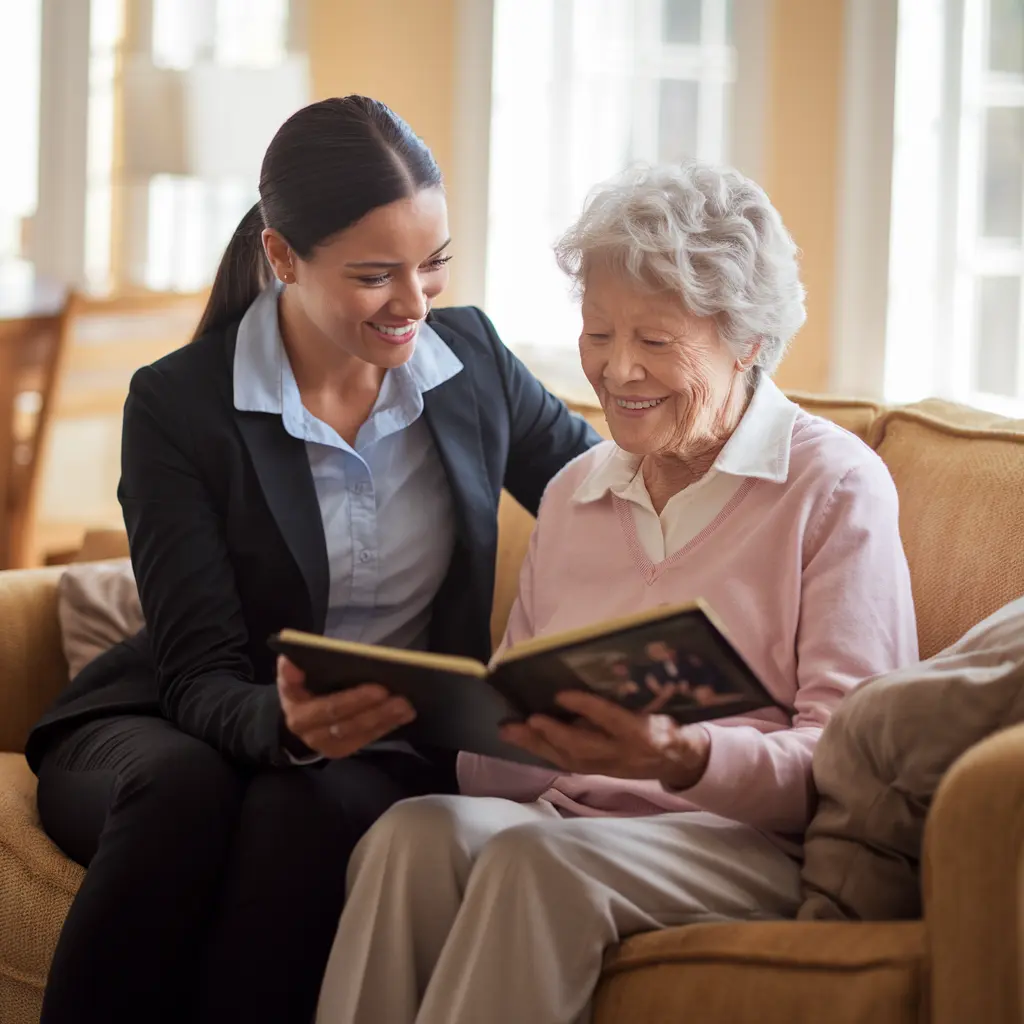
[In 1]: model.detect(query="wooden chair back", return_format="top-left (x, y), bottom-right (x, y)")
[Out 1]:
top-left (28, 291), bottom-right (207, 564)
top-left (0, 299), bottom-right (71, 569)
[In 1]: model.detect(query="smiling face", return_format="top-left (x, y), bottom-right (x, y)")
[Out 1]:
top-left (264, 186), bottom-right (451, 370)
top-left (578, 261), bottom-right (742, 459)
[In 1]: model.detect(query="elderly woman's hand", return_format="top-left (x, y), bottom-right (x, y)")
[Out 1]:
top-left (276, 655), bottom-right (416, 759)
top-left (500, 690), bottom-right (711, 791)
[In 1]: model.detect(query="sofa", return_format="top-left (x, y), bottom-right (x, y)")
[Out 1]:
top-left (2, 391), bottom-right (1024, 1024)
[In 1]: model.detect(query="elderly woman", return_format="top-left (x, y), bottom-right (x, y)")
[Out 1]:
top-left (310, 163), bottom-right (919, 1024)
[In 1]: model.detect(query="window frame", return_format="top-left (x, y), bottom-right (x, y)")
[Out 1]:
top-left (879, 0), bottom-right (1024, 415)
top-left (947, 0), bottom-right (1024, 411)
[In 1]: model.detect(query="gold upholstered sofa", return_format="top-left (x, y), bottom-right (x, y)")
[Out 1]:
top-left (2, 392), bottom-right (1024, 1024)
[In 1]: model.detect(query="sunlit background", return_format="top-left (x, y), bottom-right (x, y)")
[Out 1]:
top-left (0, 0), bottom-right (1022, 566)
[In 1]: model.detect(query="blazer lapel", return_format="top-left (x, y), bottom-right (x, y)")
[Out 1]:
top-left (236, 411), bottom-right (330, 632)
top-left (422, 365), bottom-right (497, 661)
top-left (421, 364), bottom-right (495, 557)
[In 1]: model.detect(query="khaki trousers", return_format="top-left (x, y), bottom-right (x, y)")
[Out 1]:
top-left (316, 795), bottom-right (802, 1024)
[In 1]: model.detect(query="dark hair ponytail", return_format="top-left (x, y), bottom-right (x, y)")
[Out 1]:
top-left (193, 202), bottom-right (269, 339)
top-left (193, 96), bottom-right (442, 341)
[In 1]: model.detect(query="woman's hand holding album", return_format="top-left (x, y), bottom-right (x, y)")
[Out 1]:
top-left (499, 689), bottom-right (712, 791)
top-left (276, 655), bottom-right (416, 758)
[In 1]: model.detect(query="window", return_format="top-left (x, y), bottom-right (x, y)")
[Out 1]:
top-left (84, 0), bottom-right (125, 292)
top-left (958, 0), bottom-right (1024, 406)
top-left (886, 0), bottom-right (1024, 412)
top-left (152, 0), bottom-right (288, 70)
top-left (137, 0), bottom-right (297, 293)
top-left (485, 0), bottom-right (735, 368)
top-left (0, 0), bottom-right (42, 264)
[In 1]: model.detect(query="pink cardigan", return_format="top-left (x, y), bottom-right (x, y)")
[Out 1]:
top-left (458, 414), bottom-right (919, 836)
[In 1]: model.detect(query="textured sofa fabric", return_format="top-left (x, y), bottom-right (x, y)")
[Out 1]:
top-left (595, 922), bottom-right (925, 1024)
top-left (870, 407), bottom-right (1024, 658)
top-left (0, 569), bottom-right (81, 1024)
top-left (0, 755), bottom-right (83, 1023)
top-left (2, 393), bottom-right (1024, 1024)
top-left (0, 568), bottom-right (68, 755)
top-left (780, 391), bottom-right (882, 443)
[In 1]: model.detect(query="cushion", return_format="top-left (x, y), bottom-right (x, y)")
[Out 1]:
top-left (785, 392), bottom-right (882, 444)
top-left (58, 559), bottom-right (143, 680)
top-left (872, 403), bottom-right (1024, 659)
top-left (800, 596), bottom-right (1024, 921)
top-left (594, 921), bottom-right (924, 1024)
top-left (0, 753), bottom-right (82, 1023)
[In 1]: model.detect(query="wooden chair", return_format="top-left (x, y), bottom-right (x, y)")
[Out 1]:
top-left (26, 291), bottom-right (208, 566)
top-left (0, 296), bottom-right (71, 569)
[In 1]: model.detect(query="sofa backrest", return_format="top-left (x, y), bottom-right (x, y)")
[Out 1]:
top-left (492, 394), bottom-right (1024, 661)
top-left (5, 392), bottom-right (1023, 754)
top-left (0, 569), bottom-right (68, 754)
top-left (869, 402), bottom-right (1024, 658)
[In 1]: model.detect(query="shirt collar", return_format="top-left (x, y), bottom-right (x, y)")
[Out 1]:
top-left (714, 371), bottom-right (798, 482)
top-left (233, 282), bottom-right (463, 421)
top-left (572, 370), bottom-right (799, 505)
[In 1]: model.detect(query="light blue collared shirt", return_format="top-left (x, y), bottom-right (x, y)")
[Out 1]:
top-left (234, 284), bottom-right (462, 650)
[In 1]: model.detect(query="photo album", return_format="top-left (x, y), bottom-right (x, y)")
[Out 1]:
top-left (269, 601), bottom-right (781, 766)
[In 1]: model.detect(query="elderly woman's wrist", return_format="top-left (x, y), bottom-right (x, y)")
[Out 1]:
top-left (657, 725), bottom-right (712, 791)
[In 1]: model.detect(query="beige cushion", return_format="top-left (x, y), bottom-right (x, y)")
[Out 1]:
top-left (595, 921), bottom-right (925, 1024)
top-left (800, 596), bottom-right (1024, 922)
top-left (57, 559), bottom-right (143, 680)
top-left (0, 753), bottom-right (83, 1024)
top-left (872, 404), bottom-right (1024, 659)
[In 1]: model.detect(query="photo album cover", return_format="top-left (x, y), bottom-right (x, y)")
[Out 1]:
top-left (269, 601), bottom-right (782, 765)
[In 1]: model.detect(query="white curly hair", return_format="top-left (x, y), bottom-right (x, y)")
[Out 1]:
top-left (554, 162), bottom-right (806, 374)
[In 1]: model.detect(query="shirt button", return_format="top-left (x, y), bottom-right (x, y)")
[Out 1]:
top-left (359, 551), bottom-right (373, 563)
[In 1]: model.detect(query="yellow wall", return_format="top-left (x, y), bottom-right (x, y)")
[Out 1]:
top-left (308, 0), bottom-right (846, 392)
top-left (308, 1), bottom-right (458, 176)
top-left (308, 0), bottom-right (463, 302)
top-left (766, 0), bottom-right (845, 394)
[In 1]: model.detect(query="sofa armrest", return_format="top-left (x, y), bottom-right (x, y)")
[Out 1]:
top-left (924, 720), bottom-right (1024, 1024)
top-left (0, 567), bottom-right (68, 754)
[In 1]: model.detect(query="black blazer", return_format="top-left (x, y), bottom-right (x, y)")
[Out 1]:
top-left (26, 306), bottom-right (600, 772)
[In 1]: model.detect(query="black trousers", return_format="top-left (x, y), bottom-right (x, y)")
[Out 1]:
top-left (35, 715), bottom-right (452, 1024)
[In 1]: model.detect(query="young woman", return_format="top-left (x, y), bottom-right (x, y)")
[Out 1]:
top-left (26, 96), bottom-right (599, 1024)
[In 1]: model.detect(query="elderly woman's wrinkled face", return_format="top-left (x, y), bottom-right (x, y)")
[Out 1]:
top-left (579, 262), bottom-right (741, 458)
